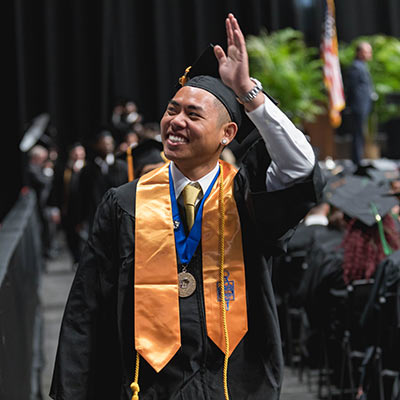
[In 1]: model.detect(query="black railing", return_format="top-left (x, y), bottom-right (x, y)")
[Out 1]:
top-left (0, 190), bottom-right (44, 400)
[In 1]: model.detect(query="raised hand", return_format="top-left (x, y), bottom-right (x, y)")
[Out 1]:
top-left (214, 14), bottom-right (263, 110)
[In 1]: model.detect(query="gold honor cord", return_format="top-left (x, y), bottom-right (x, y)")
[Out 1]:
top-left (218, 165), bottom-right (230, 400)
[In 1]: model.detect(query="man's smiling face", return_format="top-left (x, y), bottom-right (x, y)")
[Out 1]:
top-left (160, 86), bottom-right (227, 173)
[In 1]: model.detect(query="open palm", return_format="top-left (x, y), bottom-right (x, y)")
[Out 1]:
top-left (214, 14), bottom-right (250, 95)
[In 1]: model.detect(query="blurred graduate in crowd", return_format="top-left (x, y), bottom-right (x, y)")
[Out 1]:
top-left (48, 142), bottom-right (87, 268)
top-left (77, 131), bottom-right (128, 234)
top-left (111, 98), bottom-right (143, 143)
top-left (26, 142), bottom-right (61, 259)
top-left (116, 127), bottom-right (140, 154)
top-left (125, 138), bottom-right (166, 180)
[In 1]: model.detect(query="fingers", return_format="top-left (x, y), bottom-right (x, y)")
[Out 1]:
top-left (226, 17), bottom-right (234, 47)
top-left (214, 45), bottom-right (227, 64)
top-left (228, 13), bottom-right (246, 51)
top-left (233, 27), bottom-right (246, 54)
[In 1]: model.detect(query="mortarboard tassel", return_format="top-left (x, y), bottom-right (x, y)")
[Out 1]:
top-left (370, 202), bottom-right (393, 256)
top-left (178, 66), bottom-right (192, 86)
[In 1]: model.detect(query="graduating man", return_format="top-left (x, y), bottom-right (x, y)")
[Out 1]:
top-left (51, 14), bottom-right (323, 400)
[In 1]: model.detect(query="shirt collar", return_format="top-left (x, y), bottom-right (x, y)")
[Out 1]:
top-left (170, 161), bottom-right (220, 199)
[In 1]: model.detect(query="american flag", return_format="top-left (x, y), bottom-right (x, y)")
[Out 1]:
top-left (321, 0), bottom-right (345, 128)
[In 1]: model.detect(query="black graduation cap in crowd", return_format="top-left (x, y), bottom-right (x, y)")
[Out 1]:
top-left (177, 44), bottom-right (278, 143)
top-left (354, 160), bottom-right (399, 185)
top-left (324, 175), bottom-right (398, 226)
top-left (129, 138), bottom-right (165, 177)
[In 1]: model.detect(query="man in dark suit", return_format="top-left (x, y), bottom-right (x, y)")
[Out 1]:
top-left (345, 42), bottom-right (374, 165)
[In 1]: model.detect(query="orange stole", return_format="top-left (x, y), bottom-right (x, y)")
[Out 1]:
top-left (134, 161), bottom-right (247, 373)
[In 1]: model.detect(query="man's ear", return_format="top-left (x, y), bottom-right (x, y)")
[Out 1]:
top-left (221, 122), bottom-right (238, 145)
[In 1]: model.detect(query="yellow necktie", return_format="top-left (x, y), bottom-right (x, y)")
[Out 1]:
top-left (182, 182), bottom-right (202, 230)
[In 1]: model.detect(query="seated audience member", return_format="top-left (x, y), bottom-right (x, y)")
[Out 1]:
top-left (273, 202), bottom-right (331, 303)
top-left (296, 175), bottom-right (400, 389)
top-left (298, 176), bottom-right (400, 318)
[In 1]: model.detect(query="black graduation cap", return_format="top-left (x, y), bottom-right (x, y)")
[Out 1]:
top-left (129, 138), bottom-right (165, 178)
top-left (354, 159), bottom-right (399, 185)
top-left (324, 175), bottom-right (398, 226)
top-left (383, 190), bottom-right (400, 197)
top-left (177, 44), bottom-right (277, 143)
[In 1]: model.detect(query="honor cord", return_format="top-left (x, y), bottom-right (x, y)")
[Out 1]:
top-left (218, 164), bottom-right (230, 400)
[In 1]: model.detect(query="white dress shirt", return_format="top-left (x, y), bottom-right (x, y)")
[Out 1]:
top-left (171, 162), bottom-right (219, 202)
top-left (246, 94), bottom-right (315, 191)
top-left (171, 93), bottom-right (315, 196)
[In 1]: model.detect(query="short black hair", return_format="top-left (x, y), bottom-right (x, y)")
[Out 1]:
top-left (214, 97), bottom-right (231, 127)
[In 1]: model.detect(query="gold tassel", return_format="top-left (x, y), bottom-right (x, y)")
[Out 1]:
top-left (178, 66), bottom-right (192, 86)
top-left (130, 352), bottom-right (140, 399)
top-left (130, 381), bottom-right (139, 400)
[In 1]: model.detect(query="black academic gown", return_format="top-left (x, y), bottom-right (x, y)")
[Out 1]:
top-left (272, 223), bottom-right (329, 302)
top-left (360, 249), bottom-right (400, 372)
top-left (77, 158), bottom-right (128, 230)
top-left (50, 137), bottom-right (324, 400)
top-left (295, 227), bottom-right (346, 329)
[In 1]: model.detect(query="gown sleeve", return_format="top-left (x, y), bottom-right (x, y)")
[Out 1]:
top-left (235, 136), bottom-right (325, 256)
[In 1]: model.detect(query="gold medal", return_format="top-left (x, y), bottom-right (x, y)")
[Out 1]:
top-left (178, 271), bottom-right (196, 298)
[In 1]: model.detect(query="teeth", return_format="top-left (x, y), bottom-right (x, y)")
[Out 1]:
top-left (169, 134), bottom-right (187, 143)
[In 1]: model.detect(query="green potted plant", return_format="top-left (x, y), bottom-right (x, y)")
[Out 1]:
top-left (339, 35), bottom-right (400, 157)
top-left (246, 28), bottom-right (327, 129)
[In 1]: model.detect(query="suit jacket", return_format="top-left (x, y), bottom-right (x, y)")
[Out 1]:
top-left (345, 59), bottom-right (374, 117)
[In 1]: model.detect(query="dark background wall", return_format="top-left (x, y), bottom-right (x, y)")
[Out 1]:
top-left (3, 0), bottom-right (399, 221)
